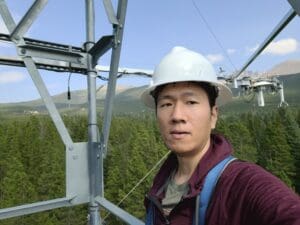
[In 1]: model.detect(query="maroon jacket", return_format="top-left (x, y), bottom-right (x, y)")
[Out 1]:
top-left (145, 134), bottom-right (300, 225)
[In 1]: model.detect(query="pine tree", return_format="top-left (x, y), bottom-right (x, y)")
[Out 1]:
top-left (278, 108), bottom-right (300, 193)
top-left (0, 119), bottom-right (37, 225)
top-left (226, 120), bottom-right (257, 162)
top-left (260, 113), bottom-right (296, 187)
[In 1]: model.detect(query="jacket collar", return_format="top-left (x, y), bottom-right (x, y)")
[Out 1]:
top-left (148, 134), bottom-right (233, 198)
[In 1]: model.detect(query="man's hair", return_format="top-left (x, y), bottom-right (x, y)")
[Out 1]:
top-left (151, 82), bottom-right (219, 108)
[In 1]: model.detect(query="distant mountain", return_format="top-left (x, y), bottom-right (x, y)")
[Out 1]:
top-left (266, 59), bottom-right (300, 77)
top-left (1, 70), bottom-right (300, 116)
top-left (3, 85), bottom-right (132, 107)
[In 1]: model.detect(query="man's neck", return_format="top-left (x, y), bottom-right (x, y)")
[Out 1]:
top-left (173, 138), bottom-right (211, 185)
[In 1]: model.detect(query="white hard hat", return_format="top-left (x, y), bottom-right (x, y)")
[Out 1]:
top-left (141, 46), bottom-right (232, 108)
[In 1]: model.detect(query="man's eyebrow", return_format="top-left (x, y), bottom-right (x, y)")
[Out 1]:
top-left (181, 91), bottom-right (198, 97)
top-left (157, 94), bottom-right (174, 102)
top-left (158, 91), bottom-right (200, 101)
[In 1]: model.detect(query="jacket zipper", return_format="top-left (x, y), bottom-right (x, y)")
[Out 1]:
top-left (146, 194), bottom-right (170, 225)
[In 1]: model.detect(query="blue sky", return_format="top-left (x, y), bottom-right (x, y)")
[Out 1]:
top-left (0, 0), bottom-right (300, 103)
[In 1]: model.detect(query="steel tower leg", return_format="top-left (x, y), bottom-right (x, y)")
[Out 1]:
top-left (85, 0), bottom-right (102, 225)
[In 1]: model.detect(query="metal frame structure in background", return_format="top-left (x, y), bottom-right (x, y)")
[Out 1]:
top-left (227, 0), bottom-right (300, 107)
top-left (0, 0), bottom-right (143, 224)
top-left (234, 0), bottom-right (300, 80)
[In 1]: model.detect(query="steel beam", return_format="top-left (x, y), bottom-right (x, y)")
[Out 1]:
top-left (0, 197), bottom-right (73, 220)
top-left (103, 0), bottom-right (119, 25)
top-left (101, 0), bottom-right (127, 158)
top-left (95, 197), bottom-right (144, 225)
top-left (18, 43), bottom-right (86, 65)
top-left (23, 57), bottom-right (74, 147)
top-left (0, 55), bottom-right (87, 73)
top-left (10, 0), bottom-right (48, 40)
top-left (234, 8), bottom-right (296, 79)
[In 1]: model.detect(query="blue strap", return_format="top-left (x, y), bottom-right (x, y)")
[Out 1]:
top-left (146, 156), bottom-right (236, 225)
top-left (145, 203), bottom-right (154, 225)
top-left (198, 155), bottom-right (236, 225)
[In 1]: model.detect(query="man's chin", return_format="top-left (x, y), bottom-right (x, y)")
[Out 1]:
top-left (169, 147), bottom-right (195, 157)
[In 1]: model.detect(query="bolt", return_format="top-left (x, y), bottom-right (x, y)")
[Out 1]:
top-left (20, 48), bottom-right (26, 54)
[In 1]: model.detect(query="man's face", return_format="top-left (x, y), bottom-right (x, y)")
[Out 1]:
top-left (156, 82), bottom-right (218, 157)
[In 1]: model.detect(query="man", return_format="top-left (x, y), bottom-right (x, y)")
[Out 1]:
top-left (141, 46), bottom-right (300, 225)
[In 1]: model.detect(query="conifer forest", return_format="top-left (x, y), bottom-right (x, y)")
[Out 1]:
top-left (0, 108), bottom-right (299, 225)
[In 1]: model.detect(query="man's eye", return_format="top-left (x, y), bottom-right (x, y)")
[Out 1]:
top-left (187, 101), bottom-right (198, 105)
top-left (159, 102), bottom-right (172, 108)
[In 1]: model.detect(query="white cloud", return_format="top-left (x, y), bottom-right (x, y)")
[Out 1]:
top-left (246, 44), bottom-right (259, 53)
top-left (227, 48), bottom-right (236, 54)
top-left (263, 38), bottom-right (298, 55)
top-left (0, 40), bottom-right (12, 48)
top-left (206, 54), bottom-right (224, 64)
top-left (0, 71), bottom-right (26, 84)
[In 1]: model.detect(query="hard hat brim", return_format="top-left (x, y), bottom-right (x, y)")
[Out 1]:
top-left (140, 80), bottom-right (233, 109)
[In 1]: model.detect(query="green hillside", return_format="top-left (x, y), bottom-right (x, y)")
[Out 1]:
top-left (0, 73), bottom-right (299, 116)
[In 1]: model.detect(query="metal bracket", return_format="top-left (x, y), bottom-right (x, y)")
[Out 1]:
top-left (0, 33), bottom-right (87, 73)
top-left (88, 142), bottom-right (102, 197)
top-left (88, 35), bottom-right (114, 67)
top-left (18, 43), bottom-right (87, 66)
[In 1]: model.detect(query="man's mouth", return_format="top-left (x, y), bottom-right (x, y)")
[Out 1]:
top-left (170, 130), bottom-right (190, 139)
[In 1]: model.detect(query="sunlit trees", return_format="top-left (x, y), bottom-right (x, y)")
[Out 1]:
top-left (0, 108), bottom-right (299, 225)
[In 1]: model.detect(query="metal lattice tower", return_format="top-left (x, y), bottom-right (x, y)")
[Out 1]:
top-left (0, 0), bottom-right (143, 224)
top-left (0, 0), bottom-right (299, 225)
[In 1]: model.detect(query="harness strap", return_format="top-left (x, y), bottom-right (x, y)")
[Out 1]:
top-left (195, 155), bottom-right (237, 225)
top-left (145, 155), bottom-right (237, 225)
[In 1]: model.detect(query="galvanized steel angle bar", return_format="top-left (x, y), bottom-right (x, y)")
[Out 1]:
top-left (103, 0), bottom-right (119, 25)
top-left (22, 57), bottom-right (74, 147)
top-left (10, 0), bottom-right (48, 41)
top-left (95, 196), bottom-right (144, 225)
top-left (89, 35), bottom-right (114, 67)
top-left (234, 8), bottom-right (297, 79)
top-left (0, 0), bottom-right (73, 147)
top-left (0, 0), bottom-right (17, 33)
top-left (0, 197), bottom-right (73, 220)
top-left (101, 0), bottom-right (127, 158)
top-left (18, 43), bottom-right (87, 66)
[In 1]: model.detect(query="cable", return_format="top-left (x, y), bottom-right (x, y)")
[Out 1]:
top-left (103, 151), bottom-right (171, 222)
top-left (191, 0), bottom-right (237, 71)
top-left (67, 72), bottom-right (72, 100)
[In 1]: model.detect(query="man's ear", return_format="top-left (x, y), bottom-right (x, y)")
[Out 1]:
top-left (211, 106), bottom-right (218, 129)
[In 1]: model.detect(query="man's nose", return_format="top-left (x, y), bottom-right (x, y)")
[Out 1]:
top-left (170, 102), bottom-right (186, 124)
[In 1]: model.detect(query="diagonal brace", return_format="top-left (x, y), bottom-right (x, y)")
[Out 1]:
top-left (10, 0), bottom-right (48, 41)
top-left (233, 8), bottom-right (296, 79)
top-left (103, 0), bottom-right (119, 25)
